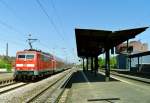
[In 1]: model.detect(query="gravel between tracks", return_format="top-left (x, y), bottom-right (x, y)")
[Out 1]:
top-left (0, 70), bottom-right (70, 103)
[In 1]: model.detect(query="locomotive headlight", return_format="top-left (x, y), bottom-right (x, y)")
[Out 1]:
top-left (27, 64), bottom-right (35, 67)
top-left (16, 64), bottom-right (23, 67)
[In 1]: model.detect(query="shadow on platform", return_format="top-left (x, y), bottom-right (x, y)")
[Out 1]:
top-left (72, 70), bottom-right (118, 83)
top-left (65, 70), bottom-right (119, 88)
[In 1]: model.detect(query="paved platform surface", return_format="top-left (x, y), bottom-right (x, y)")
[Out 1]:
top-left (66, 70), bottom-right (150, 103)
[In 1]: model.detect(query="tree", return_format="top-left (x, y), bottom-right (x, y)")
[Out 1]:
top-left (110, 56), bottom-right (117, 68)
top-left (98, 57), bottom-right (105, 68)
top-left (98, 56), bottom-right (117, 69)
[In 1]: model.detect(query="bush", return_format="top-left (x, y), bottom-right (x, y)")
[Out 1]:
top-left (98, 56), bottom-right (117, 69)
top-left (0, 60), bottom-right (6, 68)
top-left (0, 58), bottom-right (12, 72)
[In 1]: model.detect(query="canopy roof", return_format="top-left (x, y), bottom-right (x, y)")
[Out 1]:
top-left (129, 51), bottom-right (150, 58)
top-left (75, 27), bottom-right (148, 57)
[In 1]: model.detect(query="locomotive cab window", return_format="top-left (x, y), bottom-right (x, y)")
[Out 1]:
top-left (17, 54), bottom-right (34, 59)
top-left (18, 55), bottom-right (25, 59)
top-left (26, 54), bottom-right (34, 59)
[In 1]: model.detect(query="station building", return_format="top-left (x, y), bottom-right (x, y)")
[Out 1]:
top-left (116, 40), bottom-right (150, 73)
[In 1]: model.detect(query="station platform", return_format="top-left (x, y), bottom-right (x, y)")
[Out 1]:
top-left (66, 69), bottom-right (150, 103)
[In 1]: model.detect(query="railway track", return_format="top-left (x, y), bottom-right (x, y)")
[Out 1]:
top-left (110, 71), bottom-right (150, 84)
top-left (0, 69), bottom-right (74, 103)
top-left (0, 78), bottom-right (15, 88)
top-left (25, 69), bottom-right (74, 103)
top-left (0, 82), bottom-right (28, 95)
top-left (99, 70), bottom-right (150, 84)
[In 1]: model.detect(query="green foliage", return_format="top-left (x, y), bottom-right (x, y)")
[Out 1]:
top-left (98, 56), bottom-right (117, 69)
top-left (98, 57), bottom-right (105, 68)
top-left (0, 57), bottom-right (12, 72)
top-left (0, 60), bottom-right (6, 68)
top-left (110, 56), bottom-right (117, 68)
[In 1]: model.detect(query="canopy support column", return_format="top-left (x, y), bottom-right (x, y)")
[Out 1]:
top-left (105, 49), bottom-right (110, 81)
top-left (127, 39), bottom-right (129, 53)
top-left (94, 56), bottom-right (98, 76)
top-left (83, 58), bottom-right (85, 71)
top-left (91, 57), bottom-right (93, 72)
top-left (129, 57), bottom-right (131, 70)
top-left (86, 57), bottom-right (89, 71)
top-left (137, 56), bottom-right (140, 72)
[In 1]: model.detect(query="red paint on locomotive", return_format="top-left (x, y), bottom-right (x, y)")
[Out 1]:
top-left (15, 50), bottom-right (57, 78)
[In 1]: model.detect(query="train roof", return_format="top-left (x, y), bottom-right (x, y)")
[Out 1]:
top-left (17, 49), bottom-right (53, 57)
top-left (16, 49), bottom-right (65, 62)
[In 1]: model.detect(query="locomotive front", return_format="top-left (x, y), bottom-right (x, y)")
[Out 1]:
top-left (14, 51), bottom-right (38, 80)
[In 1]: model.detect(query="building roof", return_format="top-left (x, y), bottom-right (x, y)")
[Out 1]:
top-left (75, 27), bottom-right (148, 58)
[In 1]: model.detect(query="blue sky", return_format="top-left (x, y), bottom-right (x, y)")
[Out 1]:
top-left (0, 0), bottom-right (150, 63)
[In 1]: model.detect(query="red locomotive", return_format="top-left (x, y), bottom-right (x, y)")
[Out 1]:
top-left (14, 49), bottom-right (63, 80)
top-left (14, 35), bottom-right (69, 80)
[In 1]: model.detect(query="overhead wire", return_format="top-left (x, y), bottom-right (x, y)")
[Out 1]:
top-left (0, 31), bottom-right (26, 47)
top-left (0, 20), bottom-right (22, 35)
top-left (0, 0), bottom-right (71, 59)
top-left (35, 0), bottom-right (67, 46)
top-left (0, 0), bottom-right (18, 18)
top-left (0, 1), bottom-right (32, 49)
top-left (0, 0), bottom-right (29, 33)
top-left (0, 1), bottom-right (26, 43)
top-left (50, 0), bottom-right (67, 39)
top-left (0, 0), bottom-right (26, 37)
top-left (0, 0), bottom-right (42, 54)
top-left (36, 0), bottom-right (73, 62)
top-left (0, 19), bottom-right (52, 53)
top-left (49, 0), bottom-right (72, 53)
top-left (0, 19), bottom-right (27, 45)
top-left (0, 0), bottom-right (39, 51)
top-left (1, 0), bottom-right (68, 55)
top-left (50, 0), bottom-right (75, 62)
top-left (50, 0), bottom-right (77, 58)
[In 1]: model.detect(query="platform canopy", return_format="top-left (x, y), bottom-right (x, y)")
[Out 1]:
top-left (75, 27), bottom-right (149, 57)
top-left (129, 51), bottom-right (150, 58)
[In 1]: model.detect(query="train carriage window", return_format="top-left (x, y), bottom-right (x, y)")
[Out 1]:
top-left (40, 55), bottom-right (44, 61)
top-left (18, 55), bottom-right (25, 59)
top-left (26, 55), bottom-right (34, 59)
top-left (45, 56), bottom-right (50, 61)
top-left (40, 54), bottom-right (50, 62)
